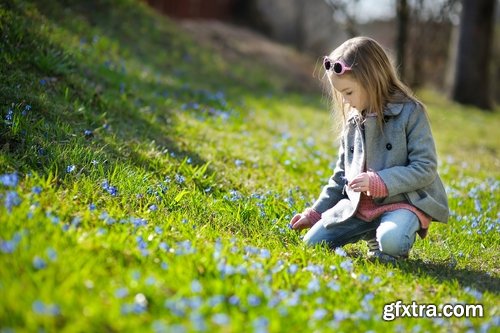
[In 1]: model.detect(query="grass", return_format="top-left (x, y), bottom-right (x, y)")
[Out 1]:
top-left (0, 0), bottom-right (499, 332)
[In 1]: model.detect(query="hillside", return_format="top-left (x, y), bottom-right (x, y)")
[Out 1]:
top-left (0, 0), bottom-right (499, 332)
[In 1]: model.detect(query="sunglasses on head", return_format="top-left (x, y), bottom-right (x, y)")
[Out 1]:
top-left (323, 57), bottom-right (352, 75)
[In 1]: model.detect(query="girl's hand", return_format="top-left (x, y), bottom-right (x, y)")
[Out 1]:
top-left (289, 214), bottom-right (314, 230)
top-left (349, 172), bottom-right (370, 193)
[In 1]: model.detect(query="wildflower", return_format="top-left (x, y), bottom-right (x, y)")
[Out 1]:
top-left (84, 129), bottom-right (93, 138)
top-left (327, 281), bottom-right (340, 291)
top-left (158, 242), bottom-right (169, 251)
top-left (144, 276), bottom-right (156, 286)
top-left (99, 211), bottom-right (115, 225)
top-left (211, 313), bottom-right (230, 325)
top-left (46, 248), bottom-right (57, 262)
top-left (358, 274), bottom-right (370, 282)
top-left (31, 186), bottom-right (42, 195)
top-left (33, 256), bottom-right (47, 270)
top-left (288, 264), bottom-right (299, 275)
top-left (101, 179), bottom-right (118, 196)
top-left (4, 191), bottom-right (21, 212)
top-left (248, 295), bottom-right (261, 307)
top-left (190, 313), bottom-right (207, 331)
top-left (0, 232), bottom-right (22, 254)
top-left (307, 278), bottom-right (321, 293)
top-left (253, 317), bottom-right (269, 333)
top-left (362, 292), bottom-right (375, 305)
top-left (149, 204), bottom-right (158, 211)
top-left (66, 165), bottom-right (76, 173)
top-left (0, 172), bottom-right (19, 187)
top-left (115, 287), bottom-right (129, 299)
top-left (259, 248), bottom-right (271, 259)
top-left (89, 203), bottom-right (96, 211)
top-left (312, 308), bottom-right (328, 320)
top-left (32, 300), bottom-right (60, 316)
top-left (334, 247), bottom-right (347, 257)
top-left (340, 259), bottom-right (353, 272)
top-left (464, 287), bottom-right (483, 300)
top-left (305, 263), bottom-right (324, 276)
top-left (4, 108), bottom-right (14, 123)
top-left (234, 159), bottom-right (244, 167)
top-left (175, 174), bottom-right (186, 184)
top-left (191, 280), bottom-right (203, 293)
top-left (334, 310), bottom-right (349, 321)
top-left (228, 295), bottom-right (240, 306)
top-left (134, 293), bottom-right (148, 313)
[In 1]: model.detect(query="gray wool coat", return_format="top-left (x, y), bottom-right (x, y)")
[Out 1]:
top-left (312, 99), bottom-right (449, 229)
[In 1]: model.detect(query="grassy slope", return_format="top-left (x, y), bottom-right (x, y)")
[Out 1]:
top-left (0, 0), bottom-right (499, 332)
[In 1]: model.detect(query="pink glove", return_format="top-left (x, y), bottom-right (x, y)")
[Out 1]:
top-left (289, 208), bottom-right (321, 230)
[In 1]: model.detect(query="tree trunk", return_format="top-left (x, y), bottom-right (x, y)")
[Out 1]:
top-left (396, 0), bottom-right (409, 82)
top-left (452, 0), bottom-right (496, 110)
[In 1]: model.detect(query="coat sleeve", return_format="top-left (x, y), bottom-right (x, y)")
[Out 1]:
top-left (311, 139), bottom-right (348, 214)
top-left (376, 103), bottom-right (438, 197)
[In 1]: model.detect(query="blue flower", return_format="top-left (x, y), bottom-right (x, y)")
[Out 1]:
top-left (101, 179), bottom-right (118, 196)
top-left (0, 232), bottom-right (22, 254)
top-left (31, 186), bottom-right (42, 195)
top-left (327, 281), bottom-right (340, 291)
top-left (32, 300), bottom-right (60, 316)
top-left (158, 242), bottom-right (169, 251)
top-left (191, 280), bottom-right (203, 293)
top-left (4, 191), bottom-right (21, 212)
top-left (4, 109), bottom-right (14, 123)
top-left (33, 256), bottom-right (47, 270)
top-left (287, 264), bottom-right (299, 275)
top-left (0, 172), bottom-right (19, 187)
top-left (66, 165), bottom-right (76, 173)
top-left (248, 295), bottom-right (261, 307)
top-left (312, 308), bottom-right (328, 320)
top-left (46, 248), bottom-right (57, 261)
top-left (253, 317), bottom-right (269, 333)
top-left (84, 129), bottom-right (93, 138)
top-left (175, 174), bottom-right (186, 184)
top-left (211, 313), bottom-right (230, 325)
top-left (149, 204), bottom-right (158, 211)
top-left (340, 259), bottom-right (353, 272)
top-left (307, 278), bottom-right (321, 293)
top-left (334, 248), bottom-right (347, 257)
top-left (115, 287), bottom-right (129, 299)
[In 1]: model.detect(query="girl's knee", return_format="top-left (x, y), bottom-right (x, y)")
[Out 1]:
top-left (377, 227), bottom-right (416, 258)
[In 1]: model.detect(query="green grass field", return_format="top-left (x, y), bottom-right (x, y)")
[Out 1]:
top-left (1, 0), bottom-right (499, 332)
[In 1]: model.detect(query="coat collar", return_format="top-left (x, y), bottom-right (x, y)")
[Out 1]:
top-left (347, 102), bottom-right (405, 122)
top-left (384, 102), bottom-right (404, 116)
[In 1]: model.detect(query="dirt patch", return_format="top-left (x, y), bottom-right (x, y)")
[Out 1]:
top-left (178, 20), bottom-right (323, 93)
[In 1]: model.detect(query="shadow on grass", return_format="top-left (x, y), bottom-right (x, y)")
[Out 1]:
top-left (397, 259), bottom-right (499, 295)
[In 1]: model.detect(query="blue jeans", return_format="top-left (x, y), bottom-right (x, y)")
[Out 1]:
top-left (303, 209), bottom-right (420, 258)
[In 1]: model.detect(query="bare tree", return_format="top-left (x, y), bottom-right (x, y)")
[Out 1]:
top-left (452, 0), bottom-right (496, 110)
top-left (396, 0), bottom-right (409, 81)
top-left (324, 0), bottom-right (361, 38)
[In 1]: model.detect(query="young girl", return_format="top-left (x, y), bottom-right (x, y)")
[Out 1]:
top-left (290, 37), bottom-right (449, 261)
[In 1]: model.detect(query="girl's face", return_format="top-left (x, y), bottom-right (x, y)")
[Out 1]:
top-left (330, 75), bottom-right (368, 112)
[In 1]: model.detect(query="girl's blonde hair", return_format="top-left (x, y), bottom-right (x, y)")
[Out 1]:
top-left (324, 37), bottom-right (418, 132)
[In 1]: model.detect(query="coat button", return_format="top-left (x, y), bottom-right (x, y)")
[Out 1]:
top-left (386, 143), bottom-right (392, 150)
